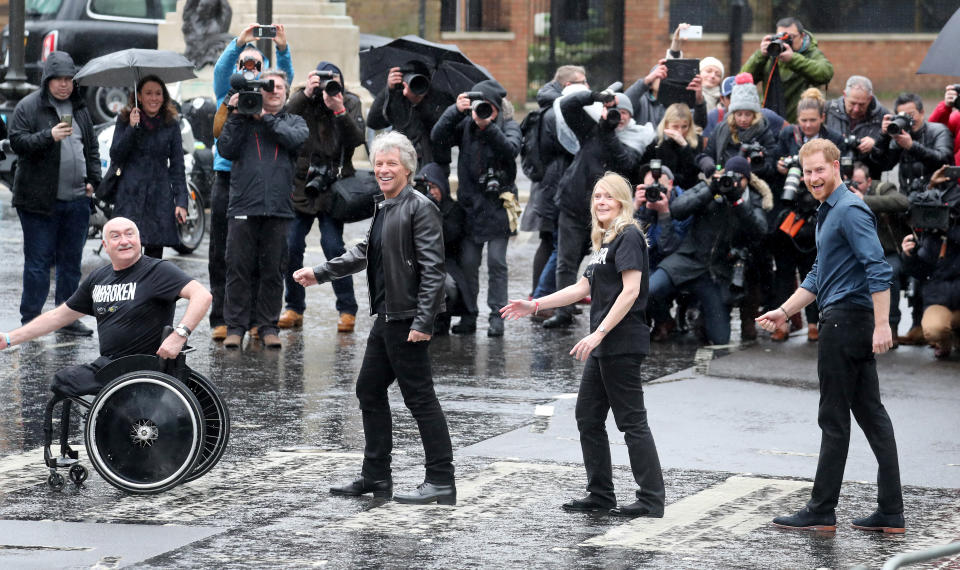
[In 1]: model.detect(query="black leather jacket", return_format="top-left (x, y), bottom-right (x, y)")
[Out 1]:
top-left (312, 185), bottom-right (445, 333)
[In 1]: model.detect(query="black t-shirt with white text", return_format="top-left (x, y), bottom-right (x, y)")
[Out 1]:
top-left (583, 224), bottom-right (651, 357)
top-left (67, 257), bottom-right (192, 358)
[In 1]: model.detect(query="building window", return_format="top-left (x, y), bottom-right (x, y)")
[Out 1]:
top-left (441, 0), bottom-right (506, 32)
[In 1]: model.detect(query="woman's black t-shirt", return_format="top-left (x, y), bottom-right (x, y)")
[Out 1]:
top-left (66, 256), bottom-right (192, 358)
top-left (583, 224), bottom-right (651, 357)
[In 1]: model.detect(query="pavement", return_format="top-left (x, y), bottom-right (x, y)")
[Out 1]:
top-left (0, 184), bottom-right (958, 568)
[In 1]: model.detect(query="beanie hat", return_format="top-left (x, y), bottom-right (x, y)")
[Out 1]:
top-left (471, 79), bottom-right (506, 112)
top-left (614, 93), bottom-right (634, 116)
top-left (728, 73), bottom-right (761, 113)
top-left (700, 56), bottom-right (724, 78)
top-left (724, 155), bottom-right (752, 179)
top-left (720, 76), bottom-right (736, 97)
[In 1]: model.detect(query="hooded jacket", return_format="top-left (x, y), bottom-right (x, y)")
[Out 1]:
top-left (9, 51), bottom-right (101, 215)
top-left (741, 31), bottom-right (834, 123)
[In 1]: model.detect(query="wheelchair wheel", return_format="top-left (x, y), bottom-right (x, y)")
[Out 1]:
top-left (181, 369), bottom-right (230, 483)
top-left (85, 371), bottom-right (205, 494)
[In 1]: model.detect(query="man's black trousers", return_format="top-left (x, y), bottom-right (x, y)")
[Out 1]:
top-left (224, 215), bottom-right (288, 338)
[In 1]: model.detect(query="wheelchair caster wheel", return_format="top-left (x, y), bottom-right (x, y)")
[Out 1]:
top-left (48, 472), bottom-right (65, 491)
top-left (69, 464), bottom-right (88, 485)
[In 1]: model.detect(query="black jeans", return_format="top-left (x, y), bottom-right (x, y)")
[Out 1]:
top-left (555, 210), bottom-right (592, 317)
top-left (808, 305), bottom-right (903, 514)
top-left (208, 171), bottom-right (230, 327)
top-left (575, 353), bottom-right (665, 510)
top-left (356, 316), bottom-right (454, 484)
top-left (224, 216), bottom-right (289, 337)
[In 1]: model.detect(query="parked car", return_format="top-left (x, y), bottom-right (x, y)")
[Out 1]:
top-left (0, 0), bottom-right (178, 124)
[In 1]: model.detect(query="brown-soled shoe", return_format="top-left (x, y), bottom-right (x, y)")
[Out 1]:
top-left (771, 325), bottom-right (789, 342)
top-left (262, 333), bottom-right (282, 348)
top-left (223, 334), bottom-right (242, 348)
top-left (897, 325), bottom-right (926, 345)
top-left (807, 323), bottom-right (819, 342)
top-left (337, 313), bottom-right (356, 333)
top-left (211, 325), bottom-right (227, 341)
top-left (772, 507), bottom-right (836, 532)
top-left (277, 309), bottom-right (303, 329)
top-left (851, 510), bottom-right (905, 534)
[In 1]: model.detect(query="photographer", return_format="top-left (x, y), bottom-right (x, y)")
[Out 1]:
top-left (850, 163), bottom-right (910, 339)
top-left (824, 76), bottom-right (889, 178)
top-left (648, 156), bottom-right (767, 346)
top-left (430, 80), bottom-right (521, 337)
top-left (217, 70), bottom-right (308, 348)
top-left (901, 167), bottom-right (960, 359)
top-left (927, 84), bottom-right (960, 166)
top-left (875, 93), bottom-right (954, 195)
top-left (624, 59), bottom-right (707, 129)
top-left (741, 17), bottom-right (834, 123)
top-left (279, 62), bottom-right (365, 334)
top-left (367, 61), bottom-right (453, 172)
top-left (541, 87), bottom-right (655, 329)
top-left (641, 103), bottom-right (703, 191)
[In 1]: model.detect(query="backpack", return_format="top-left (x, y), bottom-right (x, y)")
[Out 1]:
top-left (520, 108), bottom-right (545, 182)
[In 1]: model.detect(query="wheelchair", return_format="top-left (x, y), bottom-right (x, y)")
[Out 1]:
top-left (42, 342), bottom-right (230, 494)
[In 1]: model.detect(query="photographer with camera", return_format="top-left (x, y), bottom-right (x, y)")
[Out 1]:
top-left (901, 166), bottom-right (960, 359)
top-left (927, 84), bottom-right (960, 167)
top-left (540, 85), bottom-right (655, 329)
top-left (430, 80), bottom-right (521, 337)
top-left (647, 156), bottom-right (767, 346)
top-left (217, 71), bottom-right (308, 348)
top-left (741, 17), bottom-right (833, 123)
top-left (875, 93), bottom-right (954, 196)
top-left (824, 76), bottom-right (890, 178)
top-left (367, 61), bottom-right (453, 172)
top-left (208, 23), bottom-right (295, 342)
top-left (278, 61), bottom-right (365, 334)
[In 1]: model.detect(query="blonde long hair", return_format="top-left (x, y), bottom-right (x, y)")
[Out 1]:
top-left (657, 103), bottom-right (699, 147)
top-left (590, 173), bottom-right (641, 252)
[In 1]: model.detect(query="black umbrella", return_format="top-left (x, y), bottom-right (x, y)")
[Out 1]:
top-left (918, 7), bottom-right (960, 75)
top-left (75, 49), bottom-right (197, 105)
top-left (359, 35), bottom-right (494, 98)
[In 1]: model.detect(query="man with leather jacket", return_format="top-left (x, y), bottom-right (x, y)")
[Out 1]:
top-left (873, 92), bottom-right (954, 195)
top-left (294, 132), bottom-right (455, 506)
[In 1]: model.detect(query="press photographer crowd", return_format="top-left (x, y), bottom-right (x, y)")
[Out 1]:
top-left (4, 16), bottom-right (959, 363)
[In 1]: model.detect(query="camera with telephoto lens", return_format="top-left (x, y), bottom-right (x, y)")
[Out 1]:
top-left (740, 141), bottom-right (765, 167)
top-left (645, 159), bottom-right (666, 203)
top-left (304, 163), bottom-right (339, 197)
top-left (592, 81), bottom-right (624, 105)
top-left (478, 168), bottom-right (504, 196)
top-left (908, 188), bottom-right (952, 232)
top-left (603, 108), bottom-right (622, 128)
top-left (886, 112), bottom-right (914, 135)
top-left (839, 155), bottom-right (855, 182)
top-left (398, 68), bottom-right (430, 97)
top-left (766, 32), bottom-right (792, 58)
top-left (781, 155), bottom-right (804, 202)
top-left (711, 171), bottom-right (743, 200)
top-left (465, 91), bottom-right (494, 120)
top-left (413, 173), bottom-right (429, 195)
top-left (229, 73), bottom-right (275, 115)
top-left (841, 133), bottom-right (861, 153)
top-left (728, 247), bottom-right (749, 292)
top-left (312, 70), bottom-right (342, 99)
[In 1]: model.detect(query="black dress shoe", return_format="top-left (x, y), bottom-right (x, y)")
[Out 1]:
top-left (58, 320), bottom-right (94, 336)
top-left (610, 500), bottom-right (664, 518)
top-left (562, 496), bottom-right (615, 512)
top-left (851, 509), bottom-right (905, 534)
top-left (772, 506), bottom-right (836, 532)
top-left (487, 317), bottom-right (504, 337)
top-left (451, 317), bottom-right (476, 335)
top-left (329, 476), bottom-right (393, 498)
top-left (542, 312), bottom-right (573, 329)
top-left (394, 481), bottom-right (456, 505)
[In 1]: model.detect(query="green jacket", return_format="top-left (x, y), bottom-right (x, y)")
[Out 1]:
top-left (741, 32), bottom-right (834, 123)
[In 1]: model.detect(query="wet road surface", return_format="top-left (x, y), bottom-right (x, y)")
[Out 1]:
top-left (0, 197), bottom-right (958, 568)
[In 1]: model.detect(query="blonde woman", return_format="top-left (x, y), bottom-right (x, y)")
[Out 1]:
top-left (644, 102), bottom-right (703, 189)
top-left (501, 173), bottom-right (665, 517)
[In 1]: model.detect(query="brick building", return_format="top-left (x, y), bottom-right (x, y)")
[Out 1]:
top-left (347, 0), bottom-right (959, 105)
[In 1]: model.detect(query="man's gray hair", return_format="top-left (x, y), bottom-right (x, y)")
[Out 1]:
top-left (370, 131), bottom-right (418, 174)
top-left (845, 75), bottom-right (873, 96)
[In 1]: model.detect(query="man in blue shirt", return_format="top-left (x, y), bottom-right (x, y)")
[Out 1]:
top-left (757, 138), bottom-right (903, 534)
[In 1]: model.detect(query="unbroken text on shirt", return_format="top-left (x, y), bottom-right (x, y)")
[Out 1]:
top-left (92, 283), bottom-right (137, 303)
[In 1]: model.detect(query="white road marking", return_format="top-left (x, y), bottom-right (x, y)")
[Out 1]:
top-left (758, 449), bottom-right (819, 458)
top-left (534, 405), bottom-right (554, 417)
top-left (582, 476), bottom-right (810, 552)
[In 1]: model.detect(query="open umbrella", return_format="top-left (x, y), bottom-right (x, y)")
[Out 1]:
top-left (360, 35), bottom-right (493, 99)
top-left (918, 7), bottom-right (960, 75)
top-left (75, 49), bottom-right (197, 105)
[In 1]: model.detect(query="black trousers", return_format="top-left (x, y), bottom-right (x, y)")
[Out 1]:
top-left (356, 316), bottom-right (454, 484)
top-left (224, 216), bottom-right (288, 337)
top-left (575, 353), bottom-right (665, 510)
top-left (808, 306), bottom-right (903, 514)
top-left (207, 171), bottom-right (230, 327)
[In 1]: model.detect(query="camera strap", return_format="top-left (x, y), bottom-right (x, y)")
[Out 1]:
top-left (779, 211), bottom-right (805, 237)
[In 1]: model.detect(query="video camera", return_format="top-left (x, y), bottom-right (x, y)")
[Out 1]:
top-left (887, 112), bottom-right (914, 136)
top-left (766, 32), bottom-right (792, 58)
top-left (478, 167), bottom-right (504, 196)
top-left (740, 141), bottom-right (765, 168)
top-left (645, 159), bottom-right (667, 203)
top-left (908, 188), bottom-right (952, 232)
top-left (711, 171), bottom-right (744, 201)
top-left (464, 92), bottom-right (495, 120)
top-left (398, 68), bottom-right (430, 97)
top-left (781, 155), bottom-right (804, 202)
top-left (229, 73), bottom-right (275, 115)
top-left (413, 173), bottom-right (430, 195)
top-left (313, 70), bottom-right (342, 98)
top-left (304, 163), bottom-right (339, 197)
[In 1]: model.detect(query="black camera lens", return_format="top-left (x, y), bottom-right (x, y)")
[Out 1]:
top-left (605, 108), bottom-right (622, 126)
top-left (888, 113), bottom-right (912, 135)
top-left (322, 80), bottom-right (342, 97)
top-left (645, 183), bottom-right (663, 203)
top-left (403, 72), bottom-right (430, 96)
top-left (471, 100), bottom-right (494, 120)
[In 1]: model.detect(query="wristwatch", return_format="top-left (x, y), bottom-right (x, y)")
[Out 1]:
top-left (597, 325), bottom-right (607, 334)
top-left (174, 324), bottom-right (192, 338)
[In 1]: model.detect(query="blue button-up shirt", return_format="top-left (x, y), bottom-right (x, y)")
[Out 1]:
top-left (800, 183), bottom-right (893, 310)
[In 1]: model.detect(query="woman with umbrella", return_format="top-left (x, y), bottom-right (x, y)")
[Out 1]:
top-left (109, 75), bottom-right (187, 258)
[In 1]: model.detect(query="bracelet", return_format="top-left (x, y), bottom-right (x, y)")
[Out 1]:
top-left (4, 333), bottom-right (11, 347)
top-left (534, 301), bottom-right (540, 316)
top-left (333, 108), bottom-right (346, 116)
top-left (779, 306), bottom-right (789, 319)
